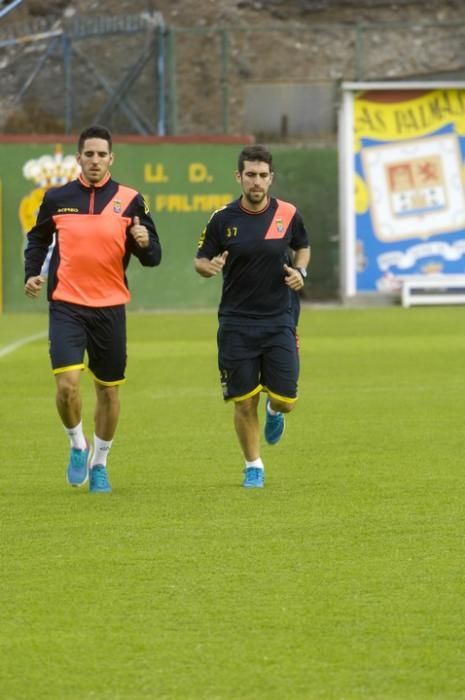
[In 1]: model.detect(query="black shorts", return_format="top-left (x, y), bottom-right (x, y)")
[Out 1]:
top-left (217, 323), bottom-right (299, 403)
top-left (49, 301), bottom-right (127, 385)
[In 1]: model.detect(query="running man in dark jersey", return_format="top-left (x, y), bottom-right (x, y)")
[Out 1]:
top-left (194, 144), bottom-right (310, 488)
top-left (24, 124), bottom-right (162, 493)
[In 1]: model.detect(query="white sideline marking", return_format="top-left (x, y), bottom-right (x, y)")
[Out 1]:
top-left (0, 331), bottom-right (47, 359)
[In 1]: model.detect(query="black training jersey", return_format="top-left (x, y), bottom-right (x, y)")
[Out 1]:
top-left (196, 196), bottom-right (309, 325)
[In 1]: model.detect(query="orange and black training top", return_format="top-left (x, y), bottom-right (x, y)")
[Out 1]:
top-left (24, 173), bottom-right (162, 307)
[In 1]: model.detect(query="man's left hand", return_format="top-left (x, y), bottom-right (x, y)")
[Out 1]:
top-left (284, 264), bottom-right (305, 291)
top-left (130, 216), bottom-right (149, 248)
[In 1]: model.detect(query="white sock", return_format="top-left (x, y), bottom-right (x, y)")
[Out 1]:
top-left (64, 421), bottom-right (87, 450)
top-left (90, 434), bottom-right (113, 468)
top-left (246, 458), bottom-right (264, 470)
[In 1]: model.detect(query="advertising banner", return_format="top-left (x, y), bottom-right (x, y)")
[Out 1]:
top-left (0, 136), bottom-right (249, 312)
top-left (340, 82), bottom-right (465, 299)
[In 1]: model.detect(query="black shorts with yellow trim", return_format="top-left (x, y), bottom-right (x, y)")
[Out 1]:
top-left (217, 323), bottom-right (299, 402)
top-left (49, 301), bottom-right (127, 385)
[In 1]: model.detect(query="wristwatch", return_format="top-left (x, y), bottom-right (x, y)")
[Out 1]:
top-left (296, 267), bottom-right (307, 280)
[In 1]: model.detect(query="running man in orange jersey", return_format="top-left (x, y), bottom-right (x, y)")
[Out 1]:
top-left (194, 145), bottom-right (310, 488)
top-left (24, 124), bottom-right (162, 493)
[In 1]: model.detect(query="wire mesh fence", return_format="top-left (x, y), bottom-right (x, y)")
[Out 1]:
top-left (0, 14), bottom-right (463, 135)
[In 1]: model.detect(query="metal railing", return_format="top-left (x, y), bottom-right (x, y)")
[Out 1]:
top-left (0, 0), bottom-right (24, 21)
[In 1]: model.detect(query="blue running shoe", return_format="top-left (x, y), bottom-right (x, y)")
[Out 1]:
top-left (66, 441), bottom-right (90, 487)
top-left (264, 398), bottom-right (285, 445)
top-left (242, 467), bottom-right (265, 488)
top-left (89, 465), bottom-right (112, 494)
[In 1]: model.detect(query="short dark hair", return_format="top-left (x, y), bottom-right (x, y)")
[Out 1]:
top-left (78, 124), bottom-right (112, 153)
top-left (237, 144), bottom-right (273, 173)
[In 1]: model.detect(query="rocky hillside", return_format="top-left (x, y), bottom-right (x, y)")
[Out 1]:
top-left (0, 0), bottom-right (464, 136)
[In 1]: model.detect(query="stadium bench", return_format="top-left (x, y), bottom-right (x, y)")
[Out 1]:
top-left (401, 274), bottom-right (465, 308)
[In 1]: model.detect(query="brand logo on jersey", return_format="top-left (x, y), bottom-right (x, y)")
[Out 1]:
top-left (57, 208), bottom-right (79, 213)
top-left (113, 199), bottom-right (122, 213)
top-left (276, 218), bottom-right (284, 233)
top-left (197, 227), bottom-right (207, 248)
top-left (220, 368), bottom-right (229, 397)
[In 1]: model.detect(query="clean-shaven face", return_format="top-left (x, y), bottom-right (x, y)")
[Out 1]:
top-left (76, 137), bottom-right (113, 184)
top-left (236, 159), bottom-right (274, 209)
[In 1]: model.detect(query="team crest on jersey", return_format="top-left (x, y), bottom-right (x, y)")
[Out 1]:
top-left (113, 199), bottom-right (122, 213)
top-left (276, 217), bottom-right (284, 233)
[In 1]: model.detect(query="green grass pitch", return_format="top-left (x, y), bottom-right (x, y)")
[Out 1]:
top-left (2, 305), bottom-right (465, 699)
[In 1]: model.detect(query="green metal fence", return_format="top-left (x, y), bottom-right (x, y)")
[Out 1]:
top-left (1, 15), bottom-right (463, 136)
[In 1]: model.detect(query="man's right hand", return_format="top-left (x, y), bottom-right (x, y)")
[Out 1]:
top-left (194, 251), bottom-right (229, 278)
top-left (25, 275), bottom-right (45, 298)
top-left (208, 251), bottom-right (229, 274)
